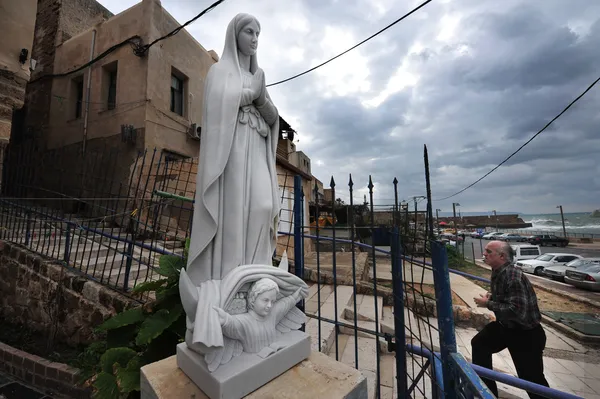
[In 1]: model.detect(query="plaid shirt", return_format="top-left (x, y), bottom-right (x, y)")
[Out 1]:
top-left (487, 262), bottom-right (541, 329)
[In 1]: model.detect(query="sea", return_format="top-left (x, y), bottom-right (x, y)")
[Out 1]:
top-left (512, 212), bottom-right (600, 237)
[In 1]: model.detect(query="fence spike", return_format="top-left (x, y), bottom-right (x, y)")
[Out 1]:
top-left (329, 176), bottom-right (335, 189)
top-left (348, 174), bottom-right (353, 187)
top-left (368, 175), bottom-right (374, 190)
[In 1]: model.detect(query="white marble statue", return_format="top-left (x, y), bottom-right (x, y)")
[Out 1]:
top-left (179, 264), bottom-right (308, 372)
top-left (186, 12), bottom-right (280, 284)
top-left (214, 278), bottom-right (303, 355)
top-left (176, 16), bottom-right (310, 397)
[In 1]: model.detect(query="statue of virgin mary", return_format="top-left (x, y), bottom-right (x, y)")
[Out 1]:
top-left (186, 13), bottom-right (280, 285)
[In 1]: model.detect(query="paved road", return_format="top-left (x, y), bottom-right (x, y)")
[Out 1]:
top-left (461, 237), bottom-right (600, 302)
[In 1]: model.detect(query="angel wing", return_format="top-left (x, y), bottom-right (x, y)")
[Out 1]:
top-left (276, 306), bottom-right (307, 333)
top-left (205, 336), bottom-right (243, 372)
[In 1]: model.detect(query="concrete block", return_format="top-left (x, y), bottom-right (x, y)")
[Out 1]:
top-left (141, 349), bottom-right (368, 399)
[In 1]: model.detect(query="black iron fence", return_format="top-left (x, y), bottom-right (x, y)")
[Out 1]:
top-left (0, 142), bottom-right (196, 292)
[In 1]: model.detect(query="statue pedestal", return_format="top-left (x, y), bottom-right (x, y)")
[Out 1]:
top-left (178, 330), bottom-right (311, 399)
top-left (141, 344), bottom-right (368, 399)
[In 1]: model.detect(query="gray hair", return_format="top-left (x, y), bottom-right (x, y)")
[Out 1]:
top-left (497, 241), bottom-right (514, 263)
top-left (247, 278), bottom-right (279, 310)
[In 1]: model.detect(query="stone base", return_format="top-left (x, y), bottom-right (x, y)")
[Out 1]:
top-left (141, 347), bottom-right (368, 399)
top-left (176, 330), bottom-right (310, 399)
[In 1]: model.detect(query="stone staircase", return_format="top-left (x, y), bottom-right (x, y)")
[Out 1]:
top-left (305, 283), bottom-right (440, 399)
top-left (0, 209), bottom-right (169, 290)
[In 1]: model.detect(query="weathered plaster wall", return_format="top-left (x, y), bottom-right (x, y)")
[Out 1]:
top-left (143, 0), bottom-right (217, 157)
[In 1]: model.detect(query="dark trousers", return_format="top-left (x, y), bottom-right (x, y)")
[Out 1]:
top-left (471, 321), bottom-right (549, 399)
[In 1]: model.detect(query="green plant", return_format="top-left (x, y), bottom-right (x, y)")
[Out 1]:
top-left (79, 240), bottom-right (189, 399)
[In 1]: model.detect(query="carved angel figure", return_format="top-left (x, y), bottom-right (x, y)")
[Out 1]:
top-left (214, 278), bottom-right (303, 354)
top-left (179, 264), bottom-right (308, 372)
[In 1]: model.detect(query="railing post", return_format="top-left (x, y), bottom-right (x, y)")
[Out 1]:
top-left (64, 224), bottom-right (71, 264)
top-left (123, 219), bottom-right (138, 291)
top-left (24, 210), bottom-right (32, 246)
top-left (390, 226), bottom-right (407, 398)
top-left (293, 175), bottom-right (304, 313)
top-left (431, 240), bottom-right (457, 399)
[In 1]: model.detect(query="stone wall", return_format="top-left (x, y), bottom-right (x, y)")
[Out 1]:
top-left (0, 241), bottom-right (138, 347)
top-left (0, 342), bottom-right (90, 398)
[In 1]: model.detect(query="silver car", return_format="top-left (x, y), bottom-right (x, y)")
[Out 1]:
top-left (564, 264), bottom-right (600, 291)
top-left (544, 258), bottom-right (600, 282)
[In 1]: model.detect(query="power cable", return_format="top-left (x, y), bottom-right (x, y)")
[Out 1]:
top-left (29, 36), bottom-right (142, 84)
top-left (266, 0), bottom-right (432, 87)
top-left (29, 0), bottom-right (226, 83)
top-left (434, 75), bottom-right (600, 202)
top-left (135, 0), bottom-right (226, 56)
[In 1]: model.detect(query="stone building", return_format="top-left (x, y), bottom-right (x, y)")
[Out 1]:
top-left (0, 0), bottom-right (38, 178)
top-left (6, 0), bottom-right (218, 217)
top-left (18, 0), bottom-right (215, 156)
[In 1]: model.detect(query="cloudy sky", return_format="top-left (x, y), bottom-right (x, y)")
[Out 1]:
top-left (97, 0), bottom-right (600, 215)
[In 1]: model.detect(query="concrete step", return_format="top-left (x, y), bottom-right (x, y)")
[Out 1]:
top-left (336, 334), bottom-right (423, 399)
top-left (340, 294), bottom-right (384, 339)
top-left (305, 284), bottom-right (354, 353)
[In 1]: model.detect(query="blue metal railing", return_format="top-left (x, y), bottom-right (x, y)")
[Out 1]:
top-left (288, 228), bottom-right (581, 399)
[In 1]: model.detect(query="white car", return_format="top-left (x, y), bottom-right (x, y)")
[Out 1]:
top-left (482, 232), bottom-right (504, 240)
top-left (515, 253), bottom-right (584, 276)
top-left (497, 233), bottom-right (527, 242)
top-left (544, 258), bottom-right (600, 281)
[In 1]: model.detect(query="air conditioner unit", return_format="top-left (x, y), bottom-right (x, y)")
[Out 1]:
top-left (188, 123), bottom-right (201, 140)
top-left (121, 124), bottom-right (136, 144)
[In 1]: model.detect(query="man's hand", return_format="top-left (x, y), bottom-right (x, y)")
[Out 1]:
top-left (473, 293), bottom-right (489, 308)
top-left (213, 306), bottom-right (228, 325)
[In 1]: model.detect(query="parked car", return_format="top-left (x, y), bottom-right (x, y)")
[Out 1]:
top-left (543, 258), bottom-right (600, 282)
top-left (470, 231), bottom-right (485, 239)
top-left (528, 234), bottom-right (569, 247)
top-left (482, 232), bottom-right (504, 240)
top-left (565, 263), bottom-right (600, 291)
top-left (497, 233), bottom-right (527, 242)
top-left (439, 233), bottom-right (464, 242)
top-left (515, 253), bottom-right (583, 276)
top-left (510, 245), bottom-right (542, 262)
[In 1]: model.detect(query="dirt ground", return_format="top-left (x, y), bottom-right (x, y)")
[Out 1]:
top-left (408, 283), bottom-right (469, 307)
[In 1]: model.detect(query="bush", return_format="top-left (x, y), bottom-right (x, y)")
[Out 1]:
top-left (78, 241), bottom-right (189, 399)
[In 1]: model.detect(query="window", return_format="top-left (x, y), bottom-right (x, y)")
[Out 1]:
top-left (521, 248), bottom-right (540, 256)
top-left (108, 70), bottom-right (117, 109)
top-left (71, 75), bottom-right (84, 119)
top-left (171, 75), bottom-right (184, 116)
top-left (102, 61), bottom-right (118, 110)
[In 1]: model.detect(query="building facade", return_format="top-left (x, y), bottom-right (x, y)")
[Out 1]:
top-left (19, 0), bottom-right (216, 157)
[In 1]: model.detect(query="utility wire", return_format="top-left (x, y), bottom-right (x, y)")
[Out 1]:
top-left (434, 75), bottom-right (600, 202)
top-left (29, 0), bottom-right (226, 83)
top-left (135, 0), bottom-right (225, 56)
top-left (266, 0), bottom-right (432, 87)
top-left (29, 36), bottom-right (142, 84)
